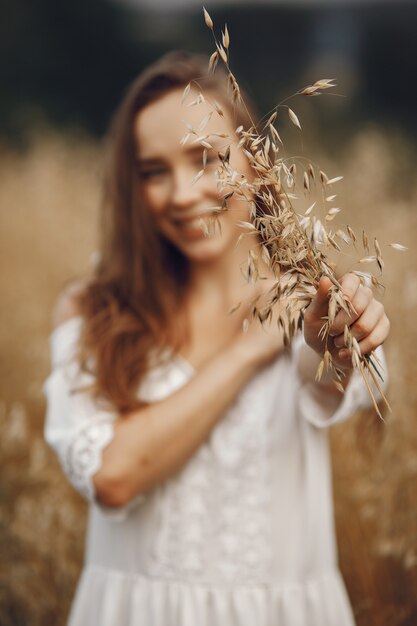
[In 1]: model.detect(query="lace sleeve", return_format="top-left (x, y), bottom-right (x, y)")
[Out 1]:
top-left (291, 333), bottom-right (388, 428)
top-left (43, 317), bottom-right (144, 519)
top-left (62, 415), bottom-right (115, 501)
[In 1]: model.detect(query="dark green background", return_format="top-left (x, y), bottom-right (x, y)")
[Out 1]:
top-left (1, 0), bottom-right (416, 145)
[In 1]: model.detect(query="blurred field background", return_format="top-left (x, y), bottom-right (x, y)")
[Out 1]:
top-left (1, 1), bottom-right (417, 625)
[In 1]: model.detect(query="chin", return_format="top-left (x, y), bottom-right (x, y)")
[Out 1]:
top-left (177, 236), bottom-right (231, 264)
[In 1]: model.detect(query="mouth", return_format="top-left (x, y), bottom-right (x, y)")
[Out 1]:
top-left (170, 207), bottom-right (218, 223)
top-left (168, 208), bottom-right (222, 240)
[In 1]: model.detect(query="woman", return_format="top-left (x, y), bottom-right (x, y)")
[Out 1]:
top-left (44, 51), bottom-right (389, 625)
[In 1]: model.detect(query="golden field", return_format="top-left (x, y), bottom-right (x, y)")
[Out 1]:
top-left (0, 128), bottom-right (416, 625)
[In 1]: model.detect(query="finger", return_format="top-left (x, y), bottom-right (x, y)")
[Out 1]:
top-left (333, 299), bottom-right (384, 348)
top-left (329, 282), bottom-right (371, 337)
top-left (328, 273), bottom-right (361, 335)
top-left (339, 272), bottom-right (362, 304)
top-left (339, 315), bottom-right (390, 358)
top-left (305, 276), bottom-right (333, 320)
top-left (356, 315), bottom-right (390, 355)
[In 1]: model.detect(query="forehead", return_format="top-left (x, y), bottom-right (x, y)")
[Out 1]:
top-left (133, 88), bottom-right (236, 158)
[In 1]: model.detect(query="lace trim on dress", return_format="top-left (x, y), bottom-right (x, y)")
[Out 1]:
top-left (64, 416), bottom-right (115, 502)
top-left (149, 361), bottom-right (280, 585)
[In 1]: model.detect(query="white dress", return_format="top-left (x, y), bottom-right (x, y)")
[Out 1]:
top-left (43, 316), bottom-right (386, 626)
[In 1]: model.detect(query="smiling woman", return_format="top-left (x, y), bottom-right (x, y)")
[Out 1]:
top-left (43, 51), bottom-right (389, 626)
top-left (134, 87), bottom-right (254, 261)
top-left (69, 52), bottom-right (258, 413)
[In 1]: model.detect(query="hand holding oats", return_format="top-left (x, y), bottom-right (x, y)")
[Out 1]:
top-left (304, 273), bottom-right (390, 371)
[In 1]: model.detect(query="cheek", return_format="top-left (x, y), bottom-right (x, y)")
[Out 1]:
top-left (237, 156), bottom-right (255, 184)
top-left (192, 162), bottom-right (219, 193)
top-left (143, 183), bottom-right (167, 216)
top-left (226, 196), bottom-right (252, 224)
top-left (222, 155), bottom-right (254, 215)
top-left (227, 142), bottom-right (252, 174)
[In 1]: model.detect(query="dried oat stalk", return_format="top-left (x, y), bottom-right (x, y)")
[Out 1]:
top-left (185, 9), bottom-right (406, 417)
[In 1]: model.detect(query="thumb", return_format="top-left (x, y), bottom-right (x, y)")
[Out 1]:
top-left (307, 276), bottom-right (333, 319)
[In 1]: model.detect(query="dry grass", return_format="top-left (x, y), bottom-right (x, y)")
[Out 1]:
top-left (0, 132), bottom-right (100, 626)
top-left (329, 130), bottom-right (417, 626)
top-left (198, 13), bottom-right (397, 414)
top-left (0, 126), bottom-right (416, 625)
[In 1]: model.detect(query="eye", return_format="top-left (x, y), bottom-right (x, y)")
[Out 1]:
top-left (193, 151), bottom-right (217, 169)
top-left (205, 152), bottom-right (218, 166)
top-left (137, 164), bottom-right (168, 180)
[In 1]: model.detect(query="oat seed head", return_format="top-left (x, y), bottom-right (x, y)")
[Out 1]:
top-left (193, 9), bottom-right (404, 416)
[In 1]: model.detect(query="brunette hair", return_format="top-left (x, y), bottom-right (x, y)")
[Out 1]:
top-left (78, 51), bottom-right (259, 413)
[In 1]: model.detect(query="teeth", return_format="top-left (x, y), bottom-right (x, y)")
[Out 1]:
top-left (172, 209), bottom-right (213, 221)
top-left (175, 217), bottom-right (206, 228)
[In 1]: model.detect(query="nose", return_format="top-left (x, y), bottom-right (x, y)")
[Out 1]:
top-left (171, 167), bottom-right (202, 210)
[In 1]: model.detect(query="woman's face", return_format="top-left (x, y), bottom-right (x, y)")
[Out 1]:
top-left (133, 88), bottom-right (253, 263)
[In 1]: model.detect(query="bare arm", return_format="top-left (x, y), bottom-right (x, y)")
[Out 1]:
top-left (95, 341), bottom-right (261, 507)
top-left (53, 283), bottom-right (285, 509)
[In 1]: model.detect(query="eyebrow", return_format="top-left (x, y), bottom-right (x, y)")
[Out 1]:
top-left (136, 142), bottom-right (221, 164)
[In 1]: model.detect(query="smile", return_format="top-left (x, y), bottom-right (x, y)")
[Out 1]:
top-left (170, 207), bottom-right (218, 223)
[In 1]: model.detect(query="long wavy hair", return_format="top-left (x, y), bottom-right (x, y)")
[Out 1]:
top-left (78, 51), bottom-right (258, 413)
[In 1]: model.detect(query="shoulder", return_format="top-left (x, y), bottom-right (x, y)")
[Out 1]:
top-left (52, 278), bottom-right (90, 330)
